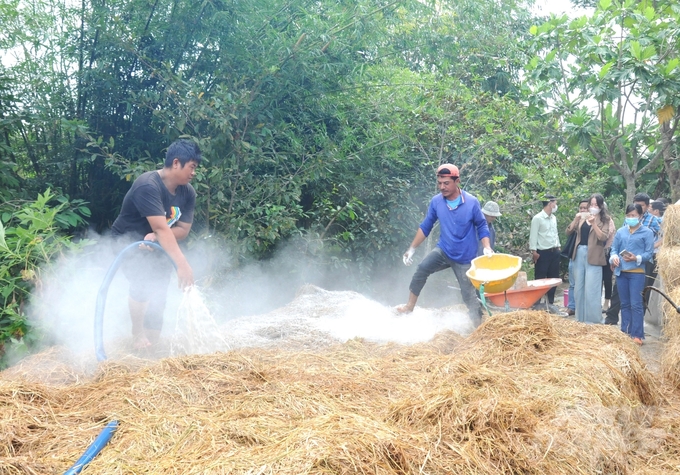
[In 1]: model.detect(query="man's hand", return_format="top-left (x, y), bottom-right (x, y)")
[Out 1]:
top-left (483, 247), bottom-right (494, 257)
top-left (532, 250), bottom-right (539, 264)
top-left (176, 261), bottom-right (194, 290)
top-left (139, 232), bottom-right (157, 251)
top-left (403, 247), bottom-right (416, 266)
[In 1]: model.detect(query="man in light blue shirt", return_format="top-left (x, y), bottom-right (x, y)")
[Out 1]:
top-left (529, 194), bottom-right (562, 314)
top-left (398, 164), bottom-right (492, 327)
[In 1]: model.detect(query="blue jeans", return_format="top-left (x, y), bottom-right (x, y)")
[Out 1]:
top-left (567, 259), bottom-right (575, 310)
top-left (573, 245), bottom-right (602, 324)
top-left (618, 271), bottom-right (645, 340)
top-left (409, 247), bottom-right (482, 324)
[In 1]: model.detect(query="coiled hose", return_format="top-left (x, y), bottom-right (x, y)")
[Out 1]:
top-left (94, 241), bottom-right (176, 361)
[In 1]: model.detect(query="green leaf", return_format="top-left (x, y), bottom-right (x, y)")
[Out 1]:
top-left (641, 45), bottom-right (656, 61)
top-left (599, 61), bottom-right (614, 79)
top-left (529, 25), bottom-right (538, 35)
top-left (630, 40), bottom-right (642, 60)
top-left (528, 56), bottom-right (540, 70)
top-left (644, 6), bottom-right (655, 21)
top-left (599, 0), bottom-right (612, 9)
top-left (665, 58), bottom-right (679, 75)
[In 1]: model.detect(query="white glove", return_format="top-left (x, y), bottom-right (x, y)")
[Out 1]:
top-left (403, 247), bottom-right (416, 266)
top-left (483, 247), bottom-right (494, 257)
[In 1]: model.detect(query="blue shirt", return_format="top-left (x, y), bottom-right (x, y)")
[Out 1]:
top-left (609, 225), bottom-right (654, 276)
top-left (420, 191), bottom-right (490, 264)
top-left (640, 211), bottom-right (661, 237)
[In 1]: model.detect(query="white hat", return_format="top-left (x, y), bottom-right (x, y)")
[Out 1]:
top-left (482, 201), bottom-right (501, 217)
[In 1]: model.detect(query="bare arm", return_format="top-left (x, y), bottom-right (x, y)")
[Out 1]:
top-left (408, 228), bottom-right (427, 250)
top-left (171, 221), bottom-right (192, 241)
top-left (146, 216), bottom-right (193, 289)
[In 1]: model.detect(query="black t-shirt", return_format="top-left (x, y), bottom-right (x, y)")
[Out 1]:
top-left (111, 171), bottom-right (196, 240)
top-left (579, 221), bottom-right (591, 246)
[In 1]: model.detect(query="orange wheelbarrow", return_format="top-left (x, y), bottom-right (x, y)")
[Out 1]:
top-left (484, 278), bottom-right (563, 310)
top-left (466, 254), bottom-right (523, 315)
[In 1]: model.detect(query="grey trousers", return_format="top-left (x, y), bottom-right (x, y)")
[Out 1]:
top-left (409, 247), bottom-right (482, 325)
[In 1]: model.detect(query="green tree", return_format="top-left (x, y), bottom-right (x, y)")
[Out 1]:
top-left (526, 0), bottom-right (680, 202)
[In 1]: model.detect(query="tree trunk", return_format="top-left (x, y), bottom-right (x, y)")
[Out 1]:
top-left (661, 121), bottom-right (680, 203)
top-left (623, 171), bottom-right (636, 205)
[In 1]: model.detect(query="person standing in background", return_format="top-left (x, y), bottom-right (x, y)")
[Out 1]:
top-left (604, 193), bottom-right (660, 325)
top-left (477, 201), bottom-right (501, 256)
top-left (648, 200), bottom-right (666, 325)
top-left (566, 193), bottom-right (610, 324)
top-left (638, 195), bottom-right (662, 306)
top-left (601, 203), bottom-right (616, 313)
top-left (609, 204), bottom-right (655, 345)
top-left (529, 195), bottom-right (562, 314)
top-left (565, 199), bottom-right (589, 316)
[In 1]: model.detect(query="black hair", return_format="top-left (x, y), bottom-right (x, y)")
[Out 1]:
top-left (633, 192), bottom-right (650, 205)
top-left (625, 203), bottom-right (643, 216)
top-left (579, 199), bottom-right (589, 205)
top-left (165, 139), bottom-right (202, 167)
top-left (651, 200), bottom-right (666, 216)
top-left (657, 197), bottom-right (671, 205)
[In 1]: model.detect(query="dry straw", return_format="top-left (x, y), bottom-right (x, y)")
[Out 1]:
top-left (656, 246), bottom-right (680, 291)
top-left (3, 310), bottom-right (680, 474)
top-left (661, 287), bottom-right (680, 388)
top-left (662, 204), bottom-right (680, 248)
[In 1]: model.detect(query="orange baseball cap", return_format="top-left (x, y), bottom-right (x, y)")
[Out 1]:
top-left (436, 164), bottom-right (459, 178)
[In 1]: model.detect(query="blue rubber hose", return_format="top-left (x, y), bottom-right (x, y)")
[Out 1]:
top-left (63, 420), bottom-right (119, 475)
top-left (94, 241), bottom-right (176, 361)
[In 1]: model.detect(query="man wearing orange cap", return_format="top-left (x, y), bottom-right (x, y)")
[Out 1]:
top-left (398, 164), bottom-right (492, 326)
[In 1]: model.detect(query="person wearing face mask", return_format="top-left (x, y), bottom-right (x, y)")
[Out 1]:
top-left (564, 199), bottom-right (589, 316)
top-left (609, 204), bottom-right (655, 345)
top-left (604, 192), bottom-right (661, 325)
top-left (529, 194), bottom-right (563, 315)
top-left (647, 200), bottom-right (667, 326)
top-left (566, 193), bottom-right (611, 324)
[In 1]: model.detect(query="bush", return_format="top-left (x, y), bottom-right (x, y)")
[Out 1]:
top-left (0, 189), bottom-right (92, 367)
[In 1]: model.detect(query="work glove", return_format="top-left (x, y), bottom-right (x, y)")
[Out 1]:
top-left (483, 247), bottom-right (494, 257)
top-left (403, 247), bottom-right (416, 266)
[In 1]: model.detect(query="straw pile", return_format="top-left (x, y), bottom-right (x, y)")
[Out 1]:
top-left (3, 310), bottom-right (680, 474)
top-left (657, 204), bottom-right (680, 387)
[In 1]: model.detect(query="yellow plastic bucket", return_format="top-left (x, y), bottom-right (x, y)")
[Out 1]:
top-left (466, 253), bottom-right (523, 294)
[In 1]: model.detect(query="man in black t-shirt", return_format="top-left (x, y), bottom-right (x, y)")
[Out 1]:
top-left (111, 139), bottom-right (201, 348)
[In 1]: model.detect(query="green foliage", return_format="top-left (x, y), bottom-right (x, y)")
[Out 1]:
top-left (0, 189), bottom-right (92, 367)
top-left (526, 0), bottom-right (680, 202)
